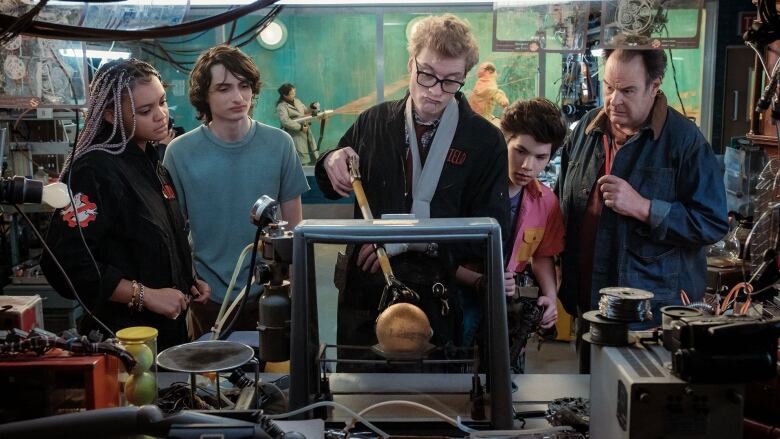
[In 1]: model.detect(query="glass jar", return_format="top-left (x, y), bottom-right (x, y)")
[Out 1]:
top-left (706, 228), bottom-right (741, 262)
top-left (116, 326), bottom-right (158, 406)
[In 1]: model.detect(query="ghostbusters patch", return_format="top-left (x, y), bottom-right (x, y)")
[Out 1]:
top-left (61, 193), bottom-right (98, 228)
top-left (446, 148), bottom-right (467, 166)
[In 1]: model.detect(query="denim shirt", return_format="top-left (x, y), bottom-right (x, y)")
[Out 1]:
top-left (556, 100), bottom-right (728, 325)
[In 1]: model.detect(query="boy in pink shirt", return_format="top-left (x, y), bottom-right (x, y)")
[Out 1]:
top-left (502, 98), bottom-right (566, 326)
top-left (457, 98), bottom-right (566, 372)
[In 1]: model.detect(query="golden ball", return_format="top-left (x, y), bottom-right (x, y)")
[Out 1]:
top-left (375, 303), bottom-right (433, 353)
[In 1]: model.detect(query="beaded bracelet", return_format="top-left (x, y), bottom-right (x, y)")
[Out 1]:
top-left (136, 283), bottom-right (145, 312)
top-left (128, 280), bottom-right (140, 309)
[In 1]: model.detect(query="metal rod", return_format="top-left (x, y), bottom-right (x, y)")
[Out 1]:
top-left (190, 372), bottom-right (196, 407)
top-left (348, 155), bottom-right (395, 284)
top-left (215, 372), bottom-right (221, 409)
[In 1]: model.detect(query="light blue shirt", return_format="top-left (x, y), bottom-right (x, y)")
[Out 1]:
top-left (163, 120), bottom-right (309, 303)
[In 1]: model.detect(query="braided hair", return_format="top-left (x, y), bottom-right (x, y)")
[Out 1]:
top-left (61, 59), bottom-right (162, 176)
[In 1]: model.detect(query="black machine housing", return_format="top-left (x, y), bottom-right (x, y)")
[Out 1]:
top-left (288, 218), bottom-right (514, 431)
top-left (667, 314), bottom-right (780, 383)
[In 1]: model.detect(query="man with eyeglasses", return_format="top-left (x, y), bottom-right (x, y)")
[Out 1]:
top-left (315, 14), bottom-right (509, 364)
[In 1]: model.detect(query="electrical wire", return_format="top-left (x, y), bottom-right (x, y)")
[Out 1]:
top-left (667, 47), bottom-right (687, 117)
top-left (747, 41), bottom-right (772, 80)
top-left (160, 29), bottom-right (210, 45)
top-left (12, 204), bottom-right (114, 337)
top-left (64, 96), bottom-right (107, 335)
top-left (343, 400), bottom-right (477, 435)
top-left (1, 0), bottom-right (280, 42)
top-left (717, 282), bottom-right (754, 315)
top-left (655, 20), bottom-right (686, 118)
top-left (213, 280), bottom-right (254, 340)
top-left (48, 47), bottom-right (79, 105)
top-left (141, 45), bottom-right (194, 72)
top-left (133, 5), bottom-right (283, 71)
top-left (0, 0), bottom-right (49, 45)
top-left (212, 243), bottom-right (255, 339)
top-left (265, 400), bottom-right (389, 438)
top-left (679, 289), bottom-right (691, 306)
top-left (9, 96), bottom-right (114, 340)
top-left (228, 16), bottom-right (238, 43)
top-left (218, 227), bottom-right (262, 340)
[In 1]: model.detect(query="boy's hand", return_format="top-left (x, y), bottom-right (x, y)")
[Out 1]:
top-left (504, 271), bottom-right (515, 296)
top-left (537, 295), bottom-right (558, 328)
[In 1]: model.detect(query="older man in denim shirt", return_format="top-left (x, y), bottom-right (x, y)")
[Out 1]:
top-left (556, 45), bottom-right (728, 370)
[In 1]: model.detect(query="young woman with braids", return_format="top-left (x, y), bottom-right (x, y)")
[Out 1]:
top-left (40, 59), bottom-right (211, 350)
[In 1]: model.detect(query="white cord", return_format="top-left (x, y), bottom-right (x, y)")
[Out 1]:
top-left (343, 400), bottom-right (476, 435)
top-left (747, 42), bottom-right (772, 80)
top-left (212, 278), bottom-right (255, 340)
top-left (211, 243), bottom-right (256, 339)
top-left (265, 400), bottom-right (390, 438)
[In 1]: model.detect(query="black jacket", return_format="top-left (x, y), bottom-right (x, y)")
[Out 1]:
top-left (41, 143), bottom-right (193, 349)
top-left (316, 92), bottom-right (509, 239)
top-left (315, 92), bottom-right (509, 349)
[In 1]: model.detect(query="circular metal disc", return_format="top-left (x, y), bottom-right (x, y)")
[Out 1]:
top-left (157, 340), bottom-right (254, 373)
top-left (660, 306), bottom-right (703, 319)
top-left (599, 287), bottom-right (654, 301)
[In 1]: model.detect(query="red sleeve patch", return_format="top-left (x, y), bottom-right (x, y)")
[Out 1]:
top-left (61, 193), bottom-right (98, 228)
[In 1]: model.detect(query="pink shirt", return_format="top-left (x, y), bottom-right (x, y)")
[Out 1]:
top-left (506, 179), bottom-right (565, 273)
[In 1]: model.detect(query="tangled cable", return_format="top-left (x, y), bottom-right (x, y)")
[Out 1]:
top-left (717, 282), bottom-right (755, 316)
top-left (0, 329), bottom-right (136, 372)
top-left (0, 0), bottom-right (279, 42)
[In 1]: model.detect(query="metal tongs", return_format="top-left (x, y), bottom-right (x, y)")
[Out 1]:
top-left (348, 155), bottom-right (420, 311)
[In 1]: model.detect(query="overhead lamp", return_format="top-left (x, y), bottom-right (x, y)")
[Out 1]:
top-left (257, 20), bottom-right (287, 50)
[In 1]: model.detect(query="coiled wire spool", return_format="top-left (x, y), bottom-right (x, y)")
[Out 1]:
top-left (582, 310), bottom-right (631, 346)
top-left (598, 287), bottom-right (654, 322)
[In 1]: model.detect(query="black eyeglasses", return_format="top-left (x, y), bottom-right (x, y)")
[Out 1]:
top-left (414, 58), bottom-right (465, 94)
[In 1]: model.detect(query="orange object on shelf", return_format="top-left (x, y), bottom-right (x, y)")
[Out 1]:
top-left (0, 351), bottom-right (120, 420)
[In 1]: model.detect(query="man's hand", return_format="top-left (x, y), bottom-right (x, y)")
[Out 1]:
top-left (324, 147), bottom-right (358, 197)
top-left (537, 295), bottom-right (558, 328)
top-left (190, 278), bottom-right (211, 304)
top-left (598, 175), bottom-right (651, 222)
top-left (504, 271), bottom-right (516, 296)
top-left (356, 243), bottom-right (380, 273)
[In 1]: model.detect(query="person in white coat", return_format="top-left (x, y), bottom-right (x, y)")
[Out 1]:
top-left (276, 83), bottom-right (318, 165)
